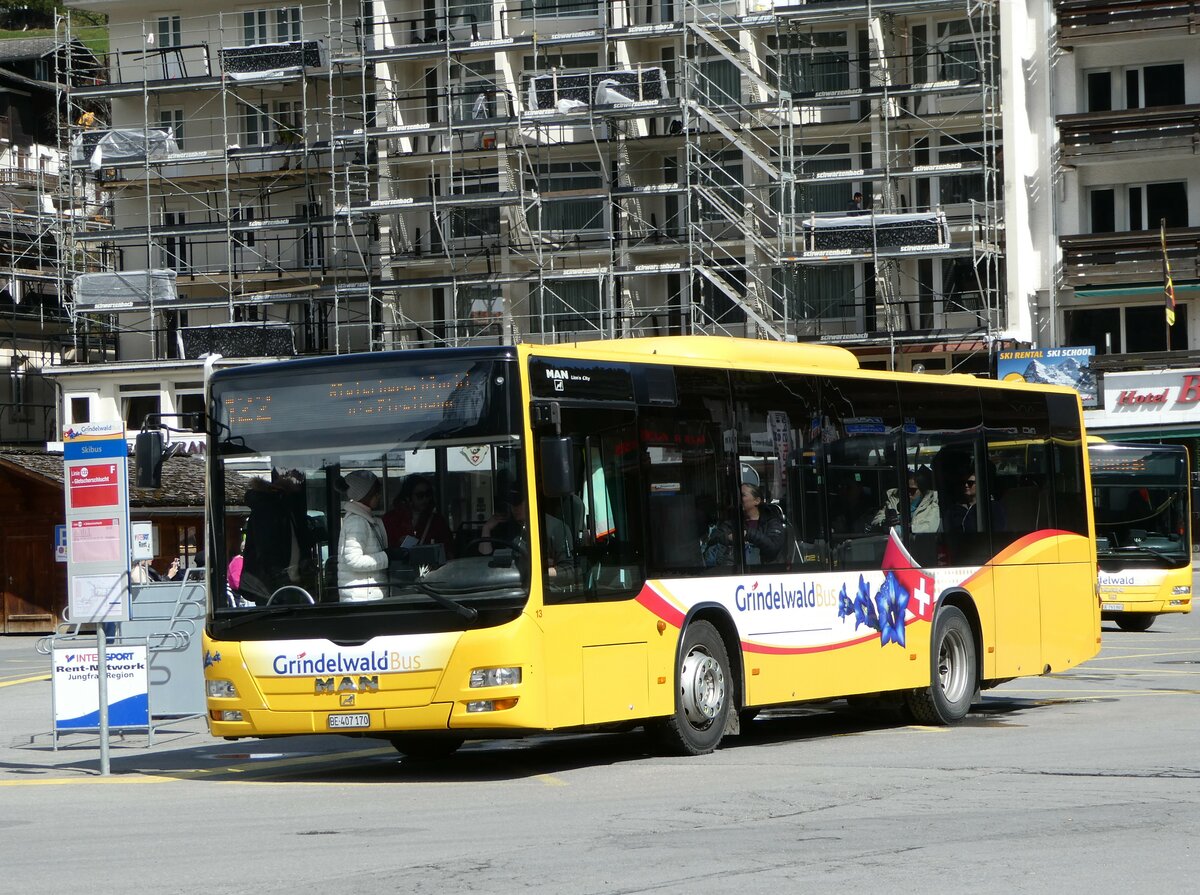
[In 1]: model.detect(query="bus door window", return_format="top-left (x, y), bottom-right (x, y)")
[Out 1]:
top-left (732, 370), bottom-right (824, 571)
top-left (641, 367), bottom-right (737, 577)
top-left (1048, 394), bottom-right (1090, 539)
top-left (538, 407), bottom-right (644, 602)
top-left (821, 377), bottom-right (903, 571)
top-left (897, 381), bottom-right (982, 568)
top-left (981, 390), bottom-right (1053, 555)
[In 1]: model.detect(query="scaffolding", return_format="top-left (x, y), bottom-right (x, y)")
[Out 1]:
top-left (56, 0), bottom-right (1004, 365)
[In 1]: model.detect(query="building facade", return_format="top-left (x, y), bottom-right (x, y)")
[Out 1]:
top-left (50, 0), bottom-right (1055, 432)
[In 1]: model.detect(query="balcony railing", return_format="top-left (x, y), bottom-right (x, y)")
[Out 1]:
top-left (1060, 225), bottom-right (1200, 287)
top-left (1056, 0), bottom-right (1200, 44)
top-left (1059, 104), bottom-right (1200, 159)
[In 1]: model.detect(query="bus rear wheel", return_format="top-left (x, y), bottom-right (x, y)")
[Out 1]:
top-left (389, 734), bottom-right (464, 760)
top-left (1115, 614), bottom-right (1156, 632)
top-left (906, 606), bottom-right (976, 725)
top-left (652, 620), bottom-right (731, 755)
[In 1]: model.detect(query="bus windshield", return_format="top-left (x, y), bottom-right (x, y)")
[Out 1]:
top-left (208, 352), bottom-right (527, 638)
top-left (1091, 444), bottom-right (1190, 568)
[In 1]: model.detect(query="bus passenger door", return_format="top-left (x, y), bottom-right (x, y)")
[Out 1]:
top-left (534, 406), bottom-right (653, 729)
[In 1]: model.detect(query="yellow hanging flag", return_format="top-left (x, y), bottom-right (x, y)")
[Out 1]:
top-left (1161, 220), bottom-right (1176, 327)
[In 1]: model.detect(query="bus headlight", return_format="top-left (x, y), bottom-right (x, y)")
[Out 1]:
top-left (469, 667), bottom-right (522, 688)
top-left (207, 679), bottom-right (238, 698)
top-left (1172, 585), bottom-right (1191, 595)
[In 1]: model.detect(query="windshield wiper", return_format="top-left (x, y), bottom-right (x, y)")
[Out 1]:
top-left (1116, 543), bottom-right (1183, 563)
top-left (213, 604), bottom-right (310, 631)
top-left (412, 583), bottom-right (478, 621)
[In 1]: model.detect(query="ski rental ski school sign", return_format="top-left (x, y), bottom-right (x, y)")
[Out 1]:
top-left (997, 347), bottom-right (1097, 408)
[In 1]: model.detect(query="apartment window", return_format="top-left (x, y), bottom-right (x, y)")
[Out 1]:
top-left (156, 15), bottom-right (181, 48)
top-left (528, 161), bottom-right (605, 233)
top-left (275, 6), bottom-right (302, 42)
top-left (158, 108), bottom-right (184, 145)
top-left (297, 202), bottom-right (325, 268)
top-left (1090, 182), bottom-right (1187, 233)
top-left (68, 395), bottom-right (93, 425)
top-left (696, 43), bottom-right (741, 106)
top-left (533, 279), bottom-right (601, 334)
top-left (160, 210), bottom-right (188, 271)
top-left (120, 388), bottom-right (161, 432)
top-left (773, 266), bottom-right (855, 320)
top-left (273, 100), bottom-right (302, 144)
top-left (447, 170), bottom-right (501, 241)
top-left (935, 19), bottom-right (984, 82)
top-left (1087, 64), bottom-right (1184, 111)
top-left (941, 259), bottom-right (985, 314)
top-left (767, 30), bottom-right (849, 94)
top-left (239, 102), bottom-right (270, 146)
top-left (455, 285), bottom-right (503, 337)
top-left (1065, 305), bottom-right (1186, 353)
top-left (1090, 188), bottom-right (1116, 233)
top-left (797, 145), bottom-right (852, 214)
top-left (450, 61), bottom-right (497, 122)
top-left (938, 133), bottom-right (985, 205)
top-left (520, 0), bottom-right (600, 19)
top-left (176, 392), bottom-right (205, 431)
top-left (449, 0), bottom-right (491, 30)
top-left (699, 150), bottom-right (744, 222)
top-left (243, 10), bottom-right (268, 45)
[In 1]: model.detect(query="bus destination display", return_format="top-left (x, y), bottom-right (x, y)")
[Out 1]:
top-left (221, 368), bottom-right (485, 434)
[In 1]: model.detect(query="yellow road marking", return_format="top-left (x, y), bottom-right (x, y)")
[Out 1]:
top-left (0, 674), bottom-right (49, 688)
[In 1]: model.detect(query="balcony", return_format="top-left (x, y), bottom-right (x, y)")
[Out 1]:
top-left (1059, 104), bottom-right (1200, 160)
top-left (1059, 225), bottom-right (1200, 288)
top-left (1056, 0), bottom-right (1200, 46)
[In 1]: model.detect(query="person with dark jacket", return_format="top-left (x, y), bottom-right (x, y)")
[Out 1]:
top-left (741, 483), bottom-right (786, 565)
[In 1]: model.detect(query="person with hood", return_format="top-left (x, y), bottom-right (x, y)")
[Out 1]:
top-left (872, 466), bottom-right (940, 534)
top-left (337, 470), bottom-right (392, 602)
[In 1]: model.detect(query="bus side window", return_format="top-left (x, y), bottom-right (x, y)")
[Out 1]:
top-left (821, 377), bottom-right (903, 572)
top-left (982, 390), bottom-right (1053, 553)
top-left (732, 370), bottom-right (824, 571)
top-left (897, 380), bottom-right (983, 568)
top-left (1047, 394), bottom-right (1089, 536)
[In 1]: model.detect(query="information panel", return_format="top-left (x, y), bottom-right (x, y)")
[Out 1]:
top-left (52, 645), bottom-right (149, 731)
top-left (63, 422), bottom-right (131, 624)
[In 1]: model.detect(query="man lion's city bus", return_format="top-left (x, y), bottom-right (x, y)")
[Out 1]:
top-left (1090, 442), bottom-right (1192, 632)
top-left (198, 337), bottom-right (1100, 757)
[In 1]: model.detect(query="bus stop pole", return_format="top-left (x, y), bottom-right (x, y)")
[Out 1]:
top-left (96, 625), bottom-right (110, 776)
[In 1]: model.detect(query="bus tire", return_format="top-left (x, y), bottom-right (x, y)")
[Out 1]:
top-left (1115, 614), bottom-right (1155, 632)
top-left (389, 734), bottom-right (464, 760)
top-left (906, 606), bottom-right (975, 725)
top-left (654, 620), bottom-right (731, 755)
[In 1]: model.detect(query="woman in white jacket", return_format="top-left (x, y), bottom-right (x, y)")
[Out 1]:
top-left (338, 470), bottom-right (390, 602)
top-left (872, 466), bottom-right (941, 535)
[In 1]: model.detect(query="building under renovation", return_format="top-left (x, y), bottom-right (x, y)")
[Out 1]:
top-left (52, 0), bottom-right (1047, 392)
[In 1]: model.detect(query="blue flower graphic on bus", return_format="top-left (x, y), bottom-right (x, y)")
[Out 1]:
top-left (839, 530), bottom-right (932, 648)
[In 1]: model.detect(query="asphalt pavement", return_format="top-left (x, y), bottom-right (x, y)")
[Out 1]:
top-left (1, 599), bottom-right (1197, 894)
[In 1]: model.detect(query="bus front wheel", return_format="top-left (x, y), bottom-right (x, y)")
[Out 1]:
top-left (906, 606), bottom-right (976, 724)
top-left (652, 620), bottom-right (731, 755)
top-left (1115, 614), bottom-right (1156, 632)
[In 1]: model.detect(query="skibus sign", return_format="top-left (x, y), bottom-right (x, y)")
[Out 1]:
top-left (63, 421), bottom-right (131, 623)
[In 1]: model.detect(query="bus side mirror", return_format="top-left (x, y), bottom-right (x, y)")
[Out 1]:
top-left (135, 431), bottom-right (164, 489)
top-left (540, 436), bottom-right (575, 498)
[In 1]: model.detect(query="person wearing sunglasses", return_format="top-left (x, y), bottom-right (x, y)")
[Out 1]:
top-left (946, 469), bottom-right (1004, 534)
top-left (870, 466), bottom-right (940, 535)
top-left (383, 474), bottom-right (455, 559)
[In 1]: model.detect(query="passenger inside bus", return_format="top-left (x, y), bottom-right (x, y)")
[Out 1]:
top-left (240, 468), bottom-right (318, 603)
top-left (871, 466), bottom-right (940, 535)
top-left (383, 474), bottom-right (455, 559)
top-left (337, 470), bottom-right (392, 602)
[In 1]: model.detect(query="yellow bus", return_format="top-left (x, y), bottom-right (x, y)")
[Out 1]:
top-left (196, 337), bottom-right (1099, 757)
top-left (1090, 442), bottom-right (1192, 631)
